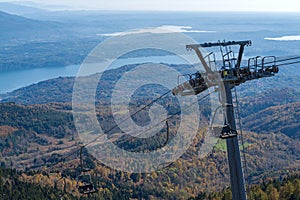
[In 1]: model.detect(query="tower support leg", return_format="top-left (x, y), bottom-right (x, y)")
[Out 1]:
top-left (221, 82), bottom-right (247, 200)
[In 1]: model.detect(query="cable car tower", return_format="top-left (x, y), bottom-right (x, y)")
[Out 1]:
top-left (172, 40), bottom-right (280, 200)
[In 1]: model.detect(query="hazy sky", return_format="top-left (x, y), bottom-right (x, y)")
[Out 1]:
top-left (2, 0), bottom-right (300, 12)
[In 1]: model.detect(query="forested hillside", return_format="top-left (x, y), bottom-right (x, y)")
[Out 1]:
top-left (1, 63), bottom-right (299, 141)
top-left (190, 175), bottom-right (300, 200)
top-left (0, 101), bottom-right (299, 199)
top-left (243, 102), bottom-right (300, 139)
top-left (0, 167), bottom-right (76, 200)
top-left (1, 165), bottom-right (299, 200)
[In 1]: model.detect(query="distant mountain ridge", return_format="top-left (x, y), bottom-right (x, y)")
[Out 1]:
top-left (0, 10), bottom-right (47, 30)
top-left (0, 2), bottom-right (46, 16)
top-left (0, 10), bottom-right (71, 42)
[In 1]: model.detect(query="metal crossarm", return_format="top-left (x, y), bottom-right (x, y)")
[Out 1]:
top-left (186, 40), bottom-right (251, 49)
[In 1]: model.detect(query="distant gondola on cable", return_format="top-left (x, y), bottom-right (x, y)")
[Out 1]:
top-left (76, 145), bottom-right (98, 195)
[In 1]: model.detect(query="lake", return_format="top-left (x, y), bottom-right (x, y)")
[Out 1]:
top-left (0, 55), bottom-right (188, 94)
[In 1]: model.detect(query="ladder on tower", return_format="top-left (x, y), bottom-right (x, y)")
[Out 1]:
top-left (232, 87), bottom-right (250, 197)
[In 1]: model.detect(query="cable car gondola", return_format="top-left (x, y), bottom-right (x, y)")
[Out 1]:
top-left (76, 146), bottom-right (97, 195)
